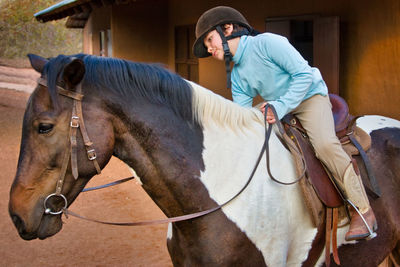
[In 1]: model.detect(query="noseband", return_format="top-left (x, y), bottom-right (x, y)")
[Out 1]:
top-left (38, 78), bottom-right (101, 215)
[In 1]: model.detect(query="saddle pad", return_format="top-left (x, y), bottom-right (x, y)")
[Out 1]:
top-left (342, 126), bottom-right (371, 156)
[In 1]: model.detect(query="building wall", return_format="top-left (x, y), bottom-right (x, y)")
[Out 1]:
top-left (168, 0), bottom-right (400, 119)
top-left (111, 0), bottom-right (169, 64)
top-left (84, 0), bottom-right (400, 119)
top-left (168, 1), bottom-right (233, 100)
top-left (338, 0), bottom-right (400, 119)
top-left (83, 7), bottom-right (111, 55)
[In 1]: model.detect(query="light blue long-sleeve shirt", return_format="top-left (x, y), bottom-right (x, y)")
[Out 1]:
top-left (231, 33), bottom-right (328, 119)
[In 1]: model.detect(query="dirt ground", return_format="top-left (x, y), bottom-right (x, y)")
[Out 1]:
top-left (0, 66), bottom-right (173, 266)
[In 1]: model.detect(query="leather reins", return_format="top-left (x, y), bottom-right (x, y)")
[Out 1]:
top-left (38, 78), bottom-right (305, 226)
top-left (264, 104), bottom-right (307, 185)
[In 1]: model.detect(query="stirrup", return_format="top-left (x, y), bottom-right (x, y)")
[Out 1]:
top-left (346, 199), bottom-right (377, 240)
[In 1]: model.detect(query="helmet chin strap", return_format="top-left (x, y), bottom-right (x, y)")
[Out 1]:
top-left (215, 25), bottom-right (252, 89)
top-left (216, 26), bottom-right (233, 89)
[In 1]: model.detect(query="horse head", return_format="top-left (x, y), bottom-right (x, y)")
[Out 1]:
top-left (9, 53), bottom-right (207, 241)
top-left (9, 54), bottom-right (114, 240)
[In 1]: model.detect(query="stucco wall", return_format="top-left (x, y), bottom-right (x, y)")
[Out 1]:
top-left (168, 0), bottom-right (400, 119)
top-left (338, 0), bottom-right (400, 119)
top-left (111, 0), bottom-right (168, 64)
top-left (84, 0), bottom-right (400, 119)
top-left (83, 7), bottom-right (111, 55)
top-left (168, 1), bottom-right (233, 100)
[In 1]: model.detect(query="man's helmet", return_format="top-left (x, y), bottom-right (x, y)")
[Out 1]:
top-left (193, 6), bottom-right (252, 58)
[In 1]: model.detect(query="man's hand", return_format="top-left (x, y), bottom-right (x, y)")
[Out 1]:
top-left (259, 102), bottom-right (276, 124)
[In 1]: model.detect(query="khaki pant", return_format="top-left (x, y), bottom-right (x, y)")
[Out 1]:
top-left (292, 95), bottom-right (370, 213)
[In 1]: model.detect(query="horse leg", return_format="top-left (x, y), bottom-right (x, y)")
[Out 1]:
top-left (166, 215), bottom-right (268, 266)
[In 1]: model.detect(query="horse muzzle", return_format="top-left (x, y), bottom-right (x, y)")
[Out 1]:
top-left (10, 212), bottom-right (37, 240)
top-left (9, 197), bottom-right (64, 240)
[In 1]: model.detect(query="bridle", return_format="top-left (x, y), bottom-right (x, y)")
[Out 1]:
top-left (38, 77), bottom-right (306, 226)
top-left (38, 77), bottom-right (101, 215)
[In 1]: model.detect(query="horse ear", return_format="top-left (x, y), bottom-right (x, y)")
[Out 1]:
top-left (27, 54), bottom-right (48, 73)
top-left (63, 58), bottom-right (85, 89)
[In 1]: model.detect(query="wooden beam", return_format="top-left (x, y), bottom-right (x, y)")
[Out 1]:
top-left (73, 6), bottom-right (83, 14)
top-left (81, 3), bottom-right (92, 13)
top-left (100, 0), bottom-right (114, 6)
top-left (91, 0), bottom-right (104, 8)
top-left (115, 0), bottom-right (131, 5)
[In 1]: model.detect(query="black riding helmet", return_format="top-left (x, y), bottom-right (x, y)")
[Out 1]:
top-left (193, 6), bottom-right (258, 88)
top-left (193, 6), bottom-right (252, 58)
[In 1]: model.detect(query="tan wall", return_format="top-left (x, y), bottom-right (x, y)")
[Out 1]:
top-left (168, 0), bottom-right (400, 119)
top-left (83, 7), bottom-right (111, 55)
top-left (111, 0), bottom-right (168, 64)
top-left (84, 0), bottom-right (400, 120)
top-left (338, 1), bottom-right (400, 119)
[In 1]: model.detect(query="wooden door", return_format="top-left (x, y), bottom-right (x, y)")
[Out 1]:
top-left (266, 15), bottom-right (340, 94)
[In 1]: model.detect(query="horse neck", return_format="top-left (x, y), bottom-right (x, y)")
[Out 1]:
top-left (189, 81), bottom-right (298, 199)
top-left (189, 79), bottom-right (306, 218)
top-left (106, 96), bottom-right (208, 217)
top-left (103, 82), bottom-right (299, 222)
top-left (198, 119), bottom-right (282, 201)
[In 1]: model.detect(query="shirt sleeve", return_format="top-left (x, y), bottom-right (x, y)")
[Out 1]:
top-left (231, 82), bottom-right (253, 108)
top-left (259, 34), bottom-right (313, 119)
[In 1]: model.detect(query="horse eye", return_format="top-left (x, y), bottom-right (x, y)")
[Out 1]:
top-left (38, 123), bottom-right (54, 134)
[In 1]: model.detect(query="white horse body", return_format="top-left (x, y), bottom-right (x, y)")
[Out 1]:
top-left (188, 82), bottom-right (318, 266)
top-left (165, 82), bottom-right (400, 266)
top-left (200, 121), bottom-right (318, 266)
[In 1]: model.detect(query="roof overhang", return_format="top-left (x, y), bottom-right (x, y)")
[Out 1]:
top-left (34, 0), bottom-right (130, 28)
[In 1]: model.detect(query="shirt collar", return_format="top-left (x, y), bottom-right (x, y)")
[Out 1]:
top-left (232, 35), bottom-right (248, 64)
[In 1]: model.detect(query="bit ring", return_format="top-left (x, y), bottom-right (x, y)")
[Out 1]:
top-left (43, 193), bottom-right (68, 215)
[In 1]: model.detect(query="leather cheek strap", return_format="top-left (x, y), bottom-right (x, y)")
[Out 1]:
top-left (37, 78), bottom-right (101, 187)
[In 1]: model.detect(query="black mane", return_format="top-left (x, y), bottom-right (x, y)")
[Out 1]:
top-left (43, 54), bottom-right (193, 120)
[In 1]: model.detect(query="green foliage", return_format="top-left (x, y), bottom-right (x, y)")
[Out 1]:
top-left (0, 0), bottom-right (82, 59)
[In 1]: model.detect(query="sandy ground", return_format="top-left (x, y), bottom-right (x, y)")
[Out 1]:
top-left (0, 65), bottom-right (173, 266)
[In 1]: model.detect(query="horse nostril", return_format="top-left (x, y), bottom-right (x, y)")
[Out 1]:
top-left (10, 212), bottom-right (37, 240)
top-left (11, 214), bottom-right (26, 234)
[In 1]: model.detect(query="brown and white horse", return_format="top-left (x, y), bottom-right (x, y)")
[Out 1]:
top-left (9, 54), bottom-right (400, 266)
